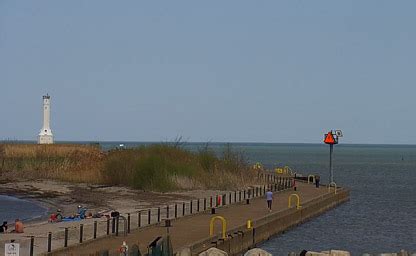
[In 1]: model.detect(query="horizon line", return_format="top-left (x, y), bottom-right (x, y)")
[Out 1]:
top-left (1, 139), bottom-right (416, 147)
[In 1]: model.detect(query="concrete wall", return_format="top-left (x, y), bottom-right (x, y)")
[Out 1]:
top-left (189, 189), bottom-right (350, 256)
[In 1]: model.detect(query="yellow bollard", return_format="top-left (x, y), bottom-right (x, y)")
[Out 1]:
top-left (284, 166), bottom-right (294, 175)
top-left (307, 175), bottom-right (316, 184)
top-left (209, 216), bottom-right (227, 239)
top-left (246, 220), bottom-right (252, 229)
top-left (288, 194), bottom-right (301, 209)
top-left (328, 182), bottom-right (337, 194)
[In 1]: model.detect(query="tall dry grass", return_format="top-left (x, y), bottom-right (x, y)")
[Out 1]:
top-left (0, 143), bottom-right (259, 191)
top-left (102, 144), bottom-right (257, 191)
top-left (0, 144), bottom-right (104, 183)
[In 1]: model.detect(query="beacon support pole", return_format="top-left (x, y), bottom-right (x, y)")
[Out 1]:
top-left (324, 130), bottom-right (342, 185)
top-left (329, 143), bottom-right (333, 184)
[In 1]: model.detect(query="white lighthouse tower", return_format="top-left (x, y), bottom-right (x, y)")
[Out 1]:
top-left (38, 94), bottom-right (54, 144)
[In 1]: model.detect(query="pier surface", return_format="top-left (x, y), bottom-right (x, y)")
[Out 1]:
top-left (44, 182), bottom-right (348, 255)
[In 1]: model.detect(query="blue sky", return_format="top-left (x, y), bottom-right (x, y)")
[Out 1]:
top-left (1, 1), bottom-right (415, 144)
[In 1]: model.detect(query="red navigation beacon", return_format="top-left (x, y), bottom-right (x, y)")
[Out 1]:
top-left (324, 131), bottom-right (338, 145)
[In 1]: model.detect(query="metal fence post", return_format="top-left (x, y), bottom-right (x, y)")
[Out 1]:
top-left (30, 236), bottom-right (34, 256)
top-left (64, 227), bottom-right (69, 247)
top-left (127, 213), bottom-right (131, 233)
top-left (106, 218), bottom-right (110, 235)
top-left (157, 207), bottom-right (161, 222)
top-left (47, 232), bottom-right (52, 252)
top-left (190, 200), bottom-right (193, 214)
top-left (148, 209), bottom-right (151, 224)
top-left (197, 199), bottom-right (200, 212)
top-left (115, 217), bottom-right (119, 236)
top-left (94, 221), bottom-right (97, 239)
top-left (210, 196), bottom-right (213, 208)
top-left (204, 198), bottom-right (207, 211)
top-left (138, 211), bottom-right (141, 227)
top-left (112, 217), bottom-right (116, 233)
top-left (175, 204), bottom-right (178, 218)
top-left (182, 202), bottom-right (185, 216)
top-left (79, 224), bottom-right (84, 243)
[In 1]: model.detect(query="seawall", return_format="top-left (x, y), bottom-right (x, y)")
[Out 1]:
top-left (41, 182), bottom-right (348, 256)
top-left (188, 188), bottom-right (349, 255)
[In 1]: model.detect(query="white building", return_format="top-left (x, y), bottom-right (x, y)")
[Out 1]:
top-left (38, 94), bottom-right (54, 144)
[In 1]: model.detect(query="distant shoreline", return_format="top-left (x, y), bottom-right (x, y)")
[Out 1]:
top-left (2, 140), bottom-right (416, 147)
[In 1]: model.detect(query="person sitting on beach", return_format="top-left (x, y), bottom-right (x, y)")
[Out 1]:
top-left (0, 221), bottom-right (8, 233)
top-left (49, 209), bottom-right (63, 222)
top-left (77, 205), bottom-right (87, 219)
top-left (56, 209), bottom-right (63, 221)
top-left (14, 219), bottom-right (24, 233)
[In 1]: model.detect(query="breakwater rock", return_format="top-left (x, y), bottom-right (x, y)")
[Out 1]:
top-left (244, 248), bottom-right (272, 256)
top-left (288, 249), bottom-right (415, 256)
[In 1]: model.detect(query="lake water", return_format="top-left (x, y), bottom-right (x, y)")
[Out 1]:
top-left (0, 195), bottom-right (47, 223)
top-left (1, 142), bottom-right (415, 254)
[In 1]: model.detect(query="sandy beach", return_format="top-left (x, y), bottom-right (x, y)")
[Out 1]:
top-left (0, 177), bottom-right (233, 255)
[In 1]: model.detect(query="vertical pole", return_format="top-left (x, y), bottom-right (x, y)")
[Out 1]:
top-left (167, 205), bottom-right (170, 219)
top-left (93, 221), bottom-right (97, 239)
top-left (190, 200), bottom-right (193, 214)
top-left (197, 199), bottom-right (200, 212)
top-left (79, 224), bottom-right (83, 243)
top-left (115, 217), bottom-right (119, 236)
top-left (138, 211), bottom-right (141, 227)
top-left (112, 217), bottom-right (115, 233)
top-left (210, 196), bottom-right (213, 208)
top-left (30, 236), bottom-right (34, 256)
top-left (47, 232), bottom-right (52, 252)
top-left (182, 202), bottom-right (186, 216)
top-left (106, 218), bottom-right (110, 235)
top-left (64, 227), bottom-right (69, 247)
top-left (157, 207), bottom-right (161, 222)
top-left (127, 213), bottom-right (131, 233)
top-left (148, 209), bottom-right (151, 225)
top-left (329, 144), bottom-right (334, 184)
top-left (175, 204), bottom-right (178, 218)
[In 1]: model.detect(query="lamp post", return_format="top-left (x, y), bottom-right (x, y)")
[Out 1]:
top-left (323, 130), bottom-right (342, 184)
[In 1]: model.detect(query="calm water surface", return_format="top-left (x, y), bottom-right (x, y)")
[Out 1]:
top-left (0, 195), bottom-right (47, 223)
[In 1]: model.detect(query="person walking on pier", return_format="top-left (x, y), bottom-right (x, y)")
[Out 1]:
top-left (315, 175), bottom-right (320, 188)
top-left (265, 189), bottom-right (273, 212)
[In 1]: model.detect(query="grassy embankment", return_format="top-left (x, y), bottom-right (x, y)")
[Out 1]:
top-left (0, 143), bottom-right (257, 191)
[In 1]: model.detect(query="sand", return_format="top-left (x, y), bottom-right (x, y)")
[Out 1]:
top-left (0, 178), bottom-right (233, 253)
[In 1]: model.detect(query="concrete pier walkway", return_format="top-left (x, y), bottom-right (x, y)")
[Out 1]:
top-left (49, 182), bottom-right (345, 255)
